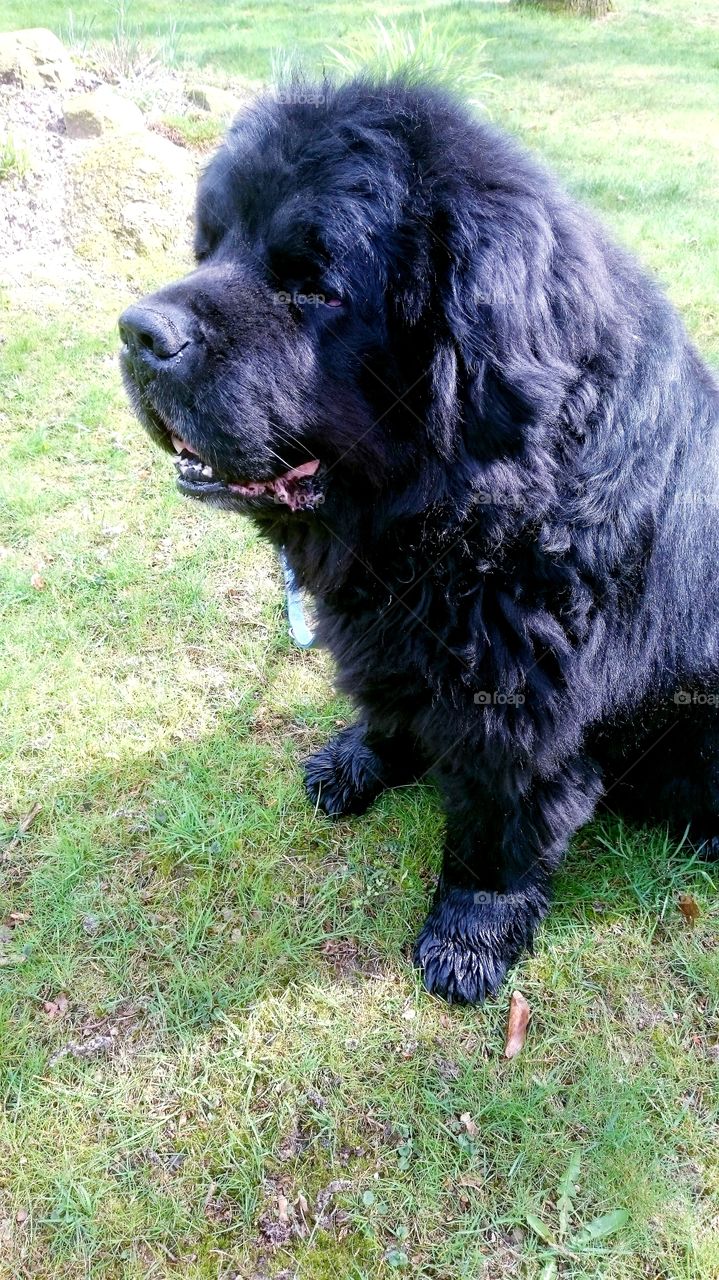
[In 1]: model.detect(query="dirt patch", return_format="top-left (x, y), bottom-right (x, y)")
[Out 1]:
top-left (319, 936), bottom-right (385, 981)
top-left (0, 36), bottom-right (256, 298)
top-left (39, 995), bottom-right (149, 1066)
top-left (257, 1176), bottom-right (352, 1248)
top-left (0, 84), bottom-right (75, 274)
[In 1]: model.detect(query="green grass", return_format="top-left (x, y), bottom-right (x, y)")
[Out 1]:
top-left (0, 133), bottom-right (31, 182)
top-left (154, 112), bottom-right (225, 150)
top-left (1, 0), bottom-right (718, 1275)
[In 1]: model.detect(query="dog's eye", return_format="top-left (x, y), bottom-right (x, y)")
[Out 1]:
top-left (323, 297), bottom-right (343, 309)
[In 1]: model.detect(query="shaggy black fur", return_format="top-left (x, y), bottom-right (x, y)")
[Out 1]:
top-left (119, 77), bottom-right (719, 1003)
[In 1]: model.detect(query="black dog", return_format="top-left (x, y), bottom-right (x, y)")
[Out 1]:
top-left (119, 78), bottom-right (719, 1003)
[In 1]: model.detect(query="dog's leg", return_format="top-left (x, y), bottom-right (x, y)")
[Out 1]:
top-left (415, 755), bottom-right (602, 1004)
top-left (304, 723), bottom-right (425, 818)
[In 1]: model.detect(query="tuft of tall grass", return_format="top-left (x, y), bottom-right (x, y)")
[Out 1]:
top-left (326, 16), bottom-right (498, 104)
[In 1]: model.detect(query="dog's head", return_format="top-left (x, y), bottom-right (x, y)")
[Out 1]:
top-left (120, 79), bottom-right (616, 524)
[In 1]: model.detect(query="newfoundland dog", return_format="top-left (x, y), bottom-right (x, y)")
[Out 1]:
top-left (119, 78), bottom-right (719, 1003)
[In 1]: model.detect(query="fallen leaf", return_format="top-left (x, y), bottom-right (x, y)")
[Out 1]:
top-left (43, 994), bottom-right (69, 1019)
top-left (504, 990), bottom-right (531, 1059)
top-left (458, 1173), bottom-right (485, 1190)
top-left (678, 893), bottom-right (700, 925)
top-left (8, 912), bottom-right (31, 924)
top-left (459, 1111), bottom-right (479, 1137)
top-left (30, 573), bottom-right (45, 590)
top-left (15, 1209), bottom-right (28, 1225)
top-left (277, 1194), bottom-right (290, 1225)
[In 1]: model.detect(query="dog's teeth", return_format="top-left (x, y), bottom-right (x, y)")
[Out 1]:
top-left (202, 465), bottom-right (213, 477)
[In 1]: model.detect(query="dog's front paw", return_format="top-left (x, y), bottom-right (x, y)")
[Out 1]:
top-left (413, 886), bottom-right (547, 1004)
top-left (304, 725), bottom-right (386, 818)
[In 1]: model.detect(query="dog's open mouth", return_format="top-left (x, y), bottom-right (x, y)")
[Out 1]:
top-left (169, 434), bottom-right (321, 510)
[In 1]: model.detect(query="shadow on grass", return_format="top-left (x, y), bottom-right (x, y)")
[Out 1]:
top-left (5, 714), bottom-right (715, 1034)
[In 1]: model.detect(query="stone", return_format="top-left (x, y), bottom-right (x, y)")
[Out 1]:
top-left (186, 84), bottom-right (239, 119)
top-left (0, 28), bottom-right (75, 91)
top-left (67, 128), bottom-right (197, 262)
top-left (63, 87), bottom-right (145, 139)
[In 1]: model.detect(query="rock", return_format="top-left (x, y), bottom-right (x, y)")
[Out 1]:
top-left (0, 28), bottom-right (75, 91)
top-left (67, 129), bottom-right (196, 262)
top-left (187, 84), bottom-right (239, 119)
top-left (63, 87), bottom-right (144, 139)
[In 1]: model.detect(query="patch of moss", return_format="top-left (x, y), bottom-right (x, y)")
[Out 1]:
top-left (153, 113), bottom-right (223, 153)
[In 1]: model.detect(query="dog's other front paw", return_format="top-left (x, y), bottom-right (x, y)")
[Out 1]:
top-left (413, 885), bottom-right (548, 1004)
top-left (304, 724), bottom-right (388, 818)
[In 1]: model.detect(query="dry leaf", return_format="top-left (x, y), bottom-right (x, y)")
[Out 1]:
top-left (15, 1209), bottom-right (28, 1225)
top-left (43, 994), bottom-right (69, 1019)
top-left (459, 1111), bottom-right (479, 1137)
top-left (458, 1173), bottom-right (485, 1190)
top-left (504, 990), bottom-right (531, 1059)
top-left (30, 573), bottom-right (45, 590)
top-left (678, 893), bottom-right (700, 925)
top-left (277, 1195), bottom-right (290, 1225)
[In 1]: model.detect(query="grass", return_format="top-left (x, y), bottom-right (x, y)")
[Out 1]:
top-left (1, 0), bottom-right (718, 1275)
top-left (153, 112), bottom-right (225, 150)
top-left (0, 133), bottom-right (30, 182)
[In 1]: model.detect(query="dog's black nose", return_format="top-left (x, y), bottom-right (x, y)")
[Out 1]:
top-left (118, 303), bottom-right (193, 361)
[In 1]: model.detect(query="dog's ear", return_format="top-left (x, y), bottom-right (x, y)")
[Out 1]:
top-left (429, 174), bottom-right (618, 465)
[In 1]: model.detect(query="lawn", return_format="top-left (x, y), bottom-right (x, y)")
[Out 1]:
top-left (1, 0), bottom-right (718, 1276)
